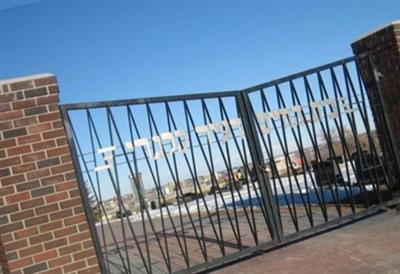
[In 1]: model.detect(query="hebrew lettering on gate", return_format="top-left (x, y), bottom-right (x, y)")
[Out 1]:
top-left (310, 97), bottom-right (357, 122)
top-left (174, 130), bottom-right (189, 153)
top-left (125, 138), bottom-right (153, 158)
top-left (122, 130), bottom-right (189, 162)
top-left (256, 105), bottom-right (304, 134)
top-left (94, 146), bottom-right (116, 172)
top-left (94, 96), bottom-right (357, 171)
top-left (221, 118), bottom-right (244, 142)
top-left (195, 119), bottom-right (244, 144)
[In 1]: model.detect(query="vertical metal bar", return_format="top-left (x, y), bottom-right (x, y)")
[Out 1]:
top-left (199, 99), bottom-right (266, 241)
top-left (288, 81), bottom-right (328, 221)
top-left (235, 92), bottom-right (283, 242)
top-left (257, 89), bottom-right (305, 230)
top-left (156, 103), bottom-right (224, 258)
top-left (318, 77), bottom-right (343, 208)
top-left (354, 60), bottom-right (393, 194)
top-left (74, 114), bottom-right (130, 273)
top-left (164, 102), bottom-right (226, 257)
top-left (200, 100), bottom-right (226, 254)
top-left (219, 98), bottom-right (260, 242)
top-left (340, 64), bottom-right (380, 200)
top-left (257, 90), bottom-right (299, 231)
top-left (316, 72), bottom-right (354, 212)
top-left (218, 99), bottom-right (242, 248)
top-left (60, 107), bottom-right (108, 274)
top-left (325, 69), bottom-right (362, 210)
top-left (366, 56), bottom-right (400, 189)
top-left (303, 75), bottom-right (342, 217)
top-left (106, 109), bottom-right (132, 274)
top-left (165, 103), bottom-right (191, 263)
top-left (144, 102), bottom-right (225, 262)
top-left (343, 63), bottom-right (386, 200)
top-left (237, 100), bottom-right (259, 244)
top-left (182, 102), bottom-right (208, 260)
top-left (87, 110), bottom-right (110, 273)
top-left (289, 81), bottom-right (314, 226)
top-left (355, 63), bottom-right (387, 183)
top-left (259, 90), bottom-right (283, 230)
top-left (330, 67), bottom-right (370, 207)
top-left (108, 107), bottom-right (176, 273)
top-left (275, 85), bottom-right (315, 226)
top-left (146, 104), bottom-right (172, 271)
top-left (186, 100), bottom-right (241, 245)
top-left (126, 106), bottom-right (153, 273)
top-left (181, 100), bottom-right (239, 250)
top-left (126, 106), bottom-right (192, 268)
top-left (87, 111), bottom-right (151, 274)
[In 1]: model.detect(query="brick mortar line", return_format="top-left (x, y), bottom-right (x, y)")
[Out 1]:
top-left (1, 172), bottom-right (76, 190)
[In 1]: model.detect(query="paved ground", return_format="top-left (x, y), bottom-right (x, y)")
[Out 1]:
top-left (212, 208), bottom-right (400, 274)
top-left (99, 204), bottom-right (382, 273)
top-left (99, 204), bottom-right (349, 273)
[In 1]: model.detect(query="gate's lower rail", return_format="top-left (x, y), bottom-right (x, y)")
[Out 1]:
top-left (61, 52), bottom-right (400, 274)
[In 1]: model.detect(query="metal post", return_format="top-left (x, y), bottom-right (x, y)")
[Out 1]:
top-left (60, 106), bottom-right (108, 274)
top-left (235, 92), bottom-right (283, 242)
top-left (367, 56), bottom-right (400, 189)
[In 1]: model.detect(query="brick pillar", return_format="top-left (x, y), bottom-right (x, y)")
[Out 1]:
top-left (352, 21), bottom-right (400, 190)
top-left (352, 22), bottom-right (400, 151)
top-left (0, 74), bottom-right (101, 274)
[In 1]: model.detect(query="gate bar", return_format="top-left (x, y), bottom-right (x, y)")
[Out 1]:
top-left (235, 92), bottom-right (283, 242)
top-left (60, 107), bottom-right (108, 274)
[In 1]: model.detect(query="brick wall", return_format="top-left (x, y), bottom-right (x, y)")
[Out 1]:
top-left (351, 21), bottom-right (400, 191)
top-left (0, 74), bottom-right (101, 274)
top-left (352, 21), bottom-right (400, 153)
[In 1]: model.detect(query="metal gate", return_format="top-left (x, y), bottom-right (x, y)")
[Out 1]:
top-left (60, 53), bottom-right (400, 274)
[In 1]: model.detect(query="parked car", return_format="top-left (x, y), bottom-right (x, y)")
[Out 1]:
top-left (116, 210), bottom-right (132, 219)
top-left (312, 160), bottom-right (344, 187)
top-left (264, 155), bottom-right (303, 178)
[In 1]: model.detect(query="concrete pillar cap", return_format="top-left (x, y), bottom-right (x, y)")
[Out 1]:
top-left (352, 20), bottom-right (400, 43)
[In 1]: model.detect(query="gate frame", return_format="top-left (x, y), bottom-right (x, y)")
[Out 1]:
top-left (61, 107), bottom-right (109, 274)
top-left (60, 52), bottom-right (400, 274)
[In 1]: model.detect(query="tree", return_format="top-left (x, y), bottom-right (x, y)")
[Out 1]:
top-left (85, 181), bottom-right (101, 222)
top-left (318, 126), bottom-right (356, 160)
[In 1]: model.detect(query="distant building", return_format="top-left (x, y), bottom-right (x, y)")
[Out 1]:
top-left (129, 173), bottom-right (146, 210)
top-left (163, 182), bottom-right (175, 196)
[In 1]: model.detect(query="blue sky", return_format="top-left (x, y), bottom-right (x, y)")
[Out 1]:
top-left (1, 1), bottom-right (397, 198)
top-left (1, 1), bottom-right (400, 104)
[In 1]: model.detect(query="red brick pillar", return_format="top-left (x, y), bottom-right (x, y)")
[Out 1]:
top-left (352, 21), bottom-right (400, 150)
top-left (0, 74), bottom-right (102, 274)
top-left (352, 21), bottom-right (400, 189)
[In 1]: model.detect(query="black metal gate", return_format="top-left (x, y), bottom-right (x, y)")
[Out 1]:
top-left (60, 53), bottom-right (400, 274)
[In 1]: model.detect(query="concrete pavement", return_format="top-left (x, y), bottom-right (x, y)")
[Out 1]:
top-left (212, 209), bottom-right (400, 274)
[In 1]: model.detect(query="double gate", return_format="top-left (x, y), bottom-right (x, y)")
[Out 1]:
top-left (61, 53), bottom-right (400, 274)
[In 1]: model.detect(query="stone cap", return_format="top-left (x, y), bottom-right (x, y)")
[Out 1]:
top-left (0, 73), bottom-right (58, 94)
top-left (0, 73), bottom-right (54, 85)
top-left (352, 20), bottom-right (400, 43)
